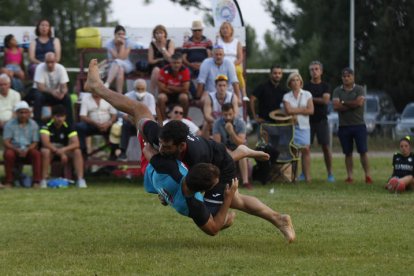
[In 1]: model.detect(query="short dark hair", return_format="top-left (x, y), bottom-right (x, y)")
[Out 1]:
top-left (114, 25), bottom-right (126, 34)
top-left (270, 65), bottom-right (283, 72)
top-left (52, 104), bottom-right (67, 116)
top-left (186, 163), bottom-right (220, 192)
top-left (4, 34), bottom-right (13, 49)
top-left (167, 103), bottom-right (183, 114)
top-left (342, 67), bottom-right (354, 75)
top-left (159, 120), bottom-right (189, 145)
top-left (171, 52), bottom-right (183, 61)
top-left (221, 103), bottom-right (234, 112)
top-left (35, 19), bottom-right (52, 37)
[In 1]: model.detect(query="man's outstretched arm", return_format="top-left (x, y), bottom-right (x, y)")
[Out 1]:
top-left (84, 59), bottom-right (154, 127)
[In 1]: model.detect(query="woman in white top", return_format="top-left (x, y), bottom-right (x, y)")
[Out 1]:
top-left (217, 22), bottom-right (248, 102)
top-left (283, 72), bottom-right (314, 182)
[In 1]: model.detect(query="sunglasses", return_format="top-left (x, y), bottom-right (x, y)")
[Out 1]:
top-left (192, 29), bottom-right (202, 32)
top-left (174, 111), bottom-right (184, 115)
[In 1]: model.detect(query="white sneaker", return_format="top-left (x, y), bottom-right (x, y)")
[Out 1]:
top-left (40, 179), bottom-right (48, 188)
top-left (76, 178), bottom-right (87, 188)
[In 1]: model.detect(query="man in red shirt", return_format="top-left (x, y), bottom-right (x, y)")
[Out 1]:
top-left (158, 53), bottom-right (191, 120)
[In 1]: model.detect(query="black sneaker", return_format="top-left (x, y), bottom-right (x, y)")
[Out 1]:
top-left (117, 152), bottom-right (127, 161)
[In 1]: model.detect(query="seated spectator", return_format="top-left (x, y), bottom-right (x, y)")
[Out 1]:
top-left (0, 74), bottom-right (21, 130)
top-left (196, 45), bottom-right (240, 104)
top-left (182, 20), bottom-right (212, 78)
top-left (217, 21), bottom-right (248, 101)
top-left (3, 34), bottom-right (25, 92)
top-left (75, 93), bottom-right (117, 159)
top-left (29, 19), bottom-right (61, 78)
top-left (283, 72), bottom-right (314, 182)
top-left (212, 103), bottom-right (251, 189)
top-left (202, 74), bottom-right (238, 138)
top-left (157, 53), bottom-right (190, 120)
top-left (1, 101), bottom-right (41, 188)
top-left (104, 25), bottom-right (134, 93)
top-left (163, 104), bottom-right (201, 136)
top-left (40, 105), bottom-right (87, 188)
top-left (28, 52), bottom-right (73, 126)
top-left (147, 25), bottom-right (175, 95)
top-left (385, 136), bottom-right (414, 193)
top-left (118, 79), bottom-right (156, 161)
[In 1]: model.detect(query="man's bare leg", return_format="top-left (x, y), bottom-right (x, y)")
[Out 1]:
top-left (230, 191), bottom-right (295, 243)
top-left (84, 59), bottom-right (154, 127)
top-left (230, 144), bottom-right (270, 162)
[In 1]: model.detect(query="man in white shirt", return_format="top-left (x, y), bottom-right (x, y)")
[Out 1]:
top-left (31, 52), bottom-right (73, 126)
top-left (163, 104), bottom-right (201, 136)
top-left (75, 93), bottom-right (117, 159)
top-left (0, 74), bottom-right (21, 130)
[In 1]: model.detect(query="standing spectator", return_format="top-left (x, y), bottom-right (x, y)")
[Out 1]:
top-left (157, 53), bottom-right (191, 120)
top-left (303, 61), bottom-right (335, 182)
top-left (1, 101), bottom-right (41, 188)
top-left (40, 105), bottom-right (86, 188)
top-left (212, 103), bottom-right (251, 189)
top-left (333, 68), bottom-right (372, 184)
top-left (283, 72), bottom-right (314, 182)
top-left (217, 21), bottom-right (248, 101)
top-left (182, 20), bottom-right (212, 78)
top-left (196, 45), bottom-right (240, 103)
top-left (147, 25), bottom-right (175, 95)
top-left (163, 104), bottom-right (201, 136)
top-left (75, 93), bottom-right (117, 159)
top-left (202, 74), bottom-right (238, 138)
top-left (28, 19), bottom-right (61, 78)
top-left (250, 65), bottom-right (286, 123)
top-left (118, 79), bottom-right (156, 161)
top-left (30, 52), bottom-right (73, 126)
top-left (104, 25), bottom-right (134, 93)
top-left (3, 34), bottom-right (25, 92)
top-left (0, 74), bottom-right (21, 130)
top-left (385, 136), bottom-right (414, 193)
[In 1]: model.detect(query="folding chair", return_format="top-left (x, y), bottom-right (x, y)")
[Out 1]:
top-left (256, 122), bottom-right (300, 183)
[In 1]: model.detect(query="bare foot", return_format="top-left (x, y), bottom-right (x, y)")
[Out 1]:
top-left (276, 214), bottom-right (296, 243)
top-left (84, 59), bottom-right (104, 92)
top-left (236, 145), bottom-right (270, 161)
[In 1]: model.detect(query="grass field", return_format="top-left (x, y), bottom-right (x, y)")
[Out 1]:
top-left (0, 155), bottom-right (413, 275)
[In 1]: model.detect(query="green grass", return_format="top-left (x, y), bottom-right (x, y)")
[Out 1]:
top-left (0, 156), bottom-right (413, 275)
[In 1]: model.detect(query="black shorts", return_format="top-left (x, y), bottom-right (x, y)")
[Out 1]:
top-left (338, 124), bottom-right (368, 155)
top-left (203, 142), bottom-right (236, 215)
top-left (310, 119), bottom-right (330, 146)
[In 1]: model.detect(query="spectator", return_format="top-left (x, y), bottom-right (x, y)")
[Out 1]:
top-left (217, 21), bottom-right (248, 101)
top-left (3, 34), bottom-right (25, 92)
top-left (0, 74), bottom-right (21, 130)
top-left (385, 136), bottom-right (414, 193)
top-left (1, 101), bottom-right (41, 188)
top-left (30, 52), bottom-right (73, 126)
top-left (182, 20), bottom-right (212, 78)
top-left (147, 25), bottom-right (175, 95)
top-left (250, 65), bottom-right (286, 123)
top-left (303, 61), bottom-right (335, 182)
top-left (28, 19), bottom-right (61, 78)
top-left (196, 45), bottom-right (240, 103)
top-left (163, 104), bottom-right (201, 136)
top-left (157, 53), bottom-right (191, 120)
top-left (212, 103), bottom-right (251, 189)
top-left (118, 79), bottom-right (156, 161)
top-left (283, 72), bottom-right (314, 182)
top-left (40, 105), bottom-right (86, 188)
top-left (75, 93), bottom-right (117, 159)
top-left (202, 74), bottom-right (238, 138)
top-left (333, 67), bottom-right (372, 184)
top-left (104, 25), bottom-right (134, 93)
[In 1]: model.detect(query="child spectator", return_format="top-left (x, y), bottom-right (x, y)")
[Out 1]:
top-left (3, 34), bottom-right (25, 92)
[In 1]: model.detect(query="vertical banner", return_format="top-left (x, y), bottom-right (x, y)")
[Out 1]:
top-left (211, 0), bottom-right (244, 27)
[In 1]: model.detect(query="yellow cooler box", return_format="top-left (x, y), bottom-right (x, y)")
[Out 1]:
top-left (76, 27), bottom-right (101, 48)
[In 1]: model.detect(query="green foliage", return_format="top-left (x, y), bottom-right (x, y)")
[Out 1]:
top-left (0, 156), bottom-right (413, 274)
top-left (0, 0), bottom-right (114, 67)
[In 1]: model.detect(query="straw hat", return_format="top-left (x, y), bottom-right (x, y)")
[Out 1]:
top-left (191, 20), bottom-right (203, 30)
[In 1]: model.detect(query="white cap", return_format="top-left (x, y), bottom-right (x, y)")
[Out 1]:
top-left (14, 101), bottom-right (30, 112)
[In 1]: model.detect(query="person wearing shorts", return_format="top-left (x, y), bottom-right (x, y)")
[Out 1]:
top-left (304, 61), bottom-right (335, 182)
top-left (332, 67), bottom-right (372, 184)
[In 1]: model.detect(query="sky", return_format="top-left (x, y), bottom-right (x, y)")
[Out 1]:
top-left (110, 0), bottom-right (287, 47)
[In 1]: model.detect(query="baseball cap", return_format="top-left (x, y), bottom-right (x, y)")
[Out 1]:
top-left (14, 101), bottom-right (30, 112)
top-left (342, 67), bottom-right (354, 75)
